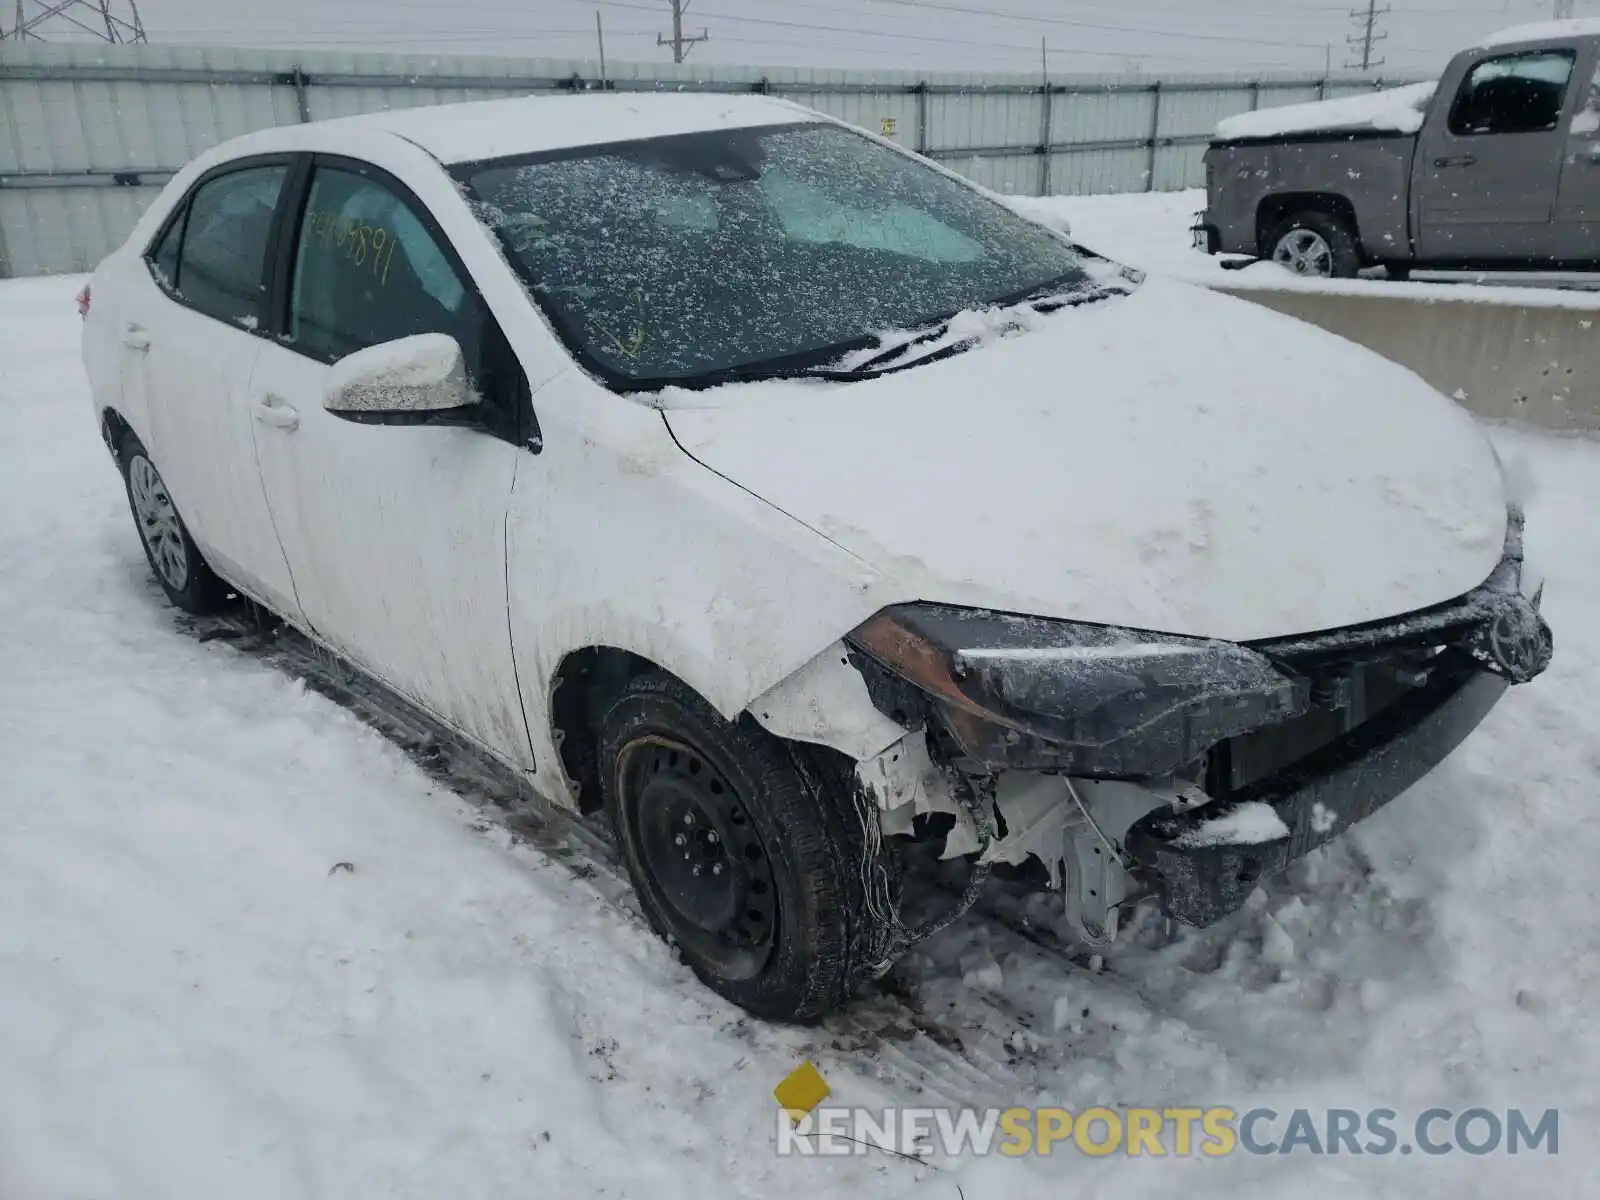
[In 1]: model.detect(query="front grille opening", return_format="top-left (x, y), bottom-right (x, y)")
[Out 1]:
top-left (1220, 653), bottom-right (1441, 792)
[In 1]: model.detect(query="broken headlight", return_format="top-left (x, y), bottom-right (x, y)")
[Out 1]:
top-left (846, 604), bottom-right (1308, 777)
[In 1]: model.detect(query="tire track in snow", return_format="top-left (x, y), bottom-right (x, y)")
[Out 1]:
top-left (178, 606), bottom-right (1097, 1111)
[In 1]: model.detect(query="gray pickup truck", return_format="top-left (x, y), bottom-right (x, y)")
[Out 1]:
top-left (1195, 20), bottom-right (1600, 277)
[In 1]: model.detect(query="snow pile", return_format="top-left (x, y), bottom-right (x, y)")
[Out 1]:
top-left (1174, 801), bottom-right (1293, 848)
top-left (1214, 82), bottom-right (1437, 142)
top-left (6, 274), bottom-right (1600, 1198)
top-left (1019, 187), bottom-right (1600, 305)
top-left (1479, 18), bottom-right (1600, 48)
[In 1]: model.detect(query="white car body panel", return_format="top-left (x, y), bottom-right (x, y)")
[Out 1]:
top-left (498, 370), bottom-right (890, 803)
top-left (664, 279), bottom-right (1508, 643)
top-left (348, 92), bottom-right (825, 166)
top-left (77, 94), bottom-right (1516, 819)
top-left (119, 272), bottom-right (303, 617)
top-left (247, 342), bottom-right (532, 766)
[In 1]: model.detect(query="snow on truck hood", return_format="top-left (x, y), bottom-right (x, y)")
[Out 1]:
top-left (662, 278), bottom-right (1508, 644)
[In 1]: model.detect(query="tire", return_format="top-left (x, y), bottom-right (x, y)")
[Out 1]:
top-left (117, 430), bottom-right (229, 614)
top-left (1266, 210), bottom-right (1362, 279)
top-left (598, 670), bottom-right (895, 1022)
top-left (1384, 262), bottom-right (1413, 282)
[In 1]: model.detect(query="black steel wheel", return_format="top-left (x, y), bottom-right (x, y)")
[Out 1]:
top-left (620, 736), bottom-right (778, 980)
top-left (599, 671), bottom-right (896, 1022)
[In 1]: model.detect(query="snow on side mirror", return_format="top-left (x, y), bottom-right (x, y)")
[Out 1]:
top-left (323, 333), bottom-right (476, 423)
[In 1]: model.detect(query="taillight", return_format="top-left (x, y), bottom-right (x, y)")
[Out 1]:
top-left (75, 284), bottom-right (92, 318)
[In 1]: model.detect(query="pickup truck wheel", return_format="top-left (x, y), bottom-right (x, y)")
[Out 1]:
top-left (118, 431), bottom-right (229, 614)
top-left (1267, 211), bottom-right (1361, 278)
top-left (599, 670), bottom-right (893, 1023)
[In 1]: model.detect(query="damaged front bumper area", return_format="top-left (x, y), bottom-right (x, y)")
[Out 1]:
top-left (1123, 655), bottom-right (1505, 926)
top-left (846, 524), bottom-right (1552, 935)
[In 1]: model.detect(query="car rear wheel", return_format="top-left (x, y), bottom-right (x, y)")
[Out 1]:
top-left (1267, 210), bottom-right (1361, 278)
top-left (598, 670), bottom-right (896, 1022)
top-left (118, 431), bottom-right (228, 614)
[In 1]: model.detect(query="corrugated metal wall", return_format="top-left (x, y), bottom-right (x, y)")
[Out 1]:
top-left (0, 42), bottom-right (1421, 277)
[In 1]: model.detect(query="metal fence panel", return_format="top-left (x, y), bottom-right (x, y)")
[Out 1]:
top-left (927, 87), bottom-right (1046, 153)
top-left (0, 42), bottom-right (1420, 276)
top-left (1049, 146), bottom-right (1152, 195)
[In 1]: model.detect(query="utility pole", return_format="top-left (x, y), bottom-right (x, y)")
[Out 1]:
top-left (1, 0), bottom-right (147, 42)
top-left (657, 0), bottom-right (708, 64)
top-left (1346, 0), bottom-right (1389, 71)
top-left (596, 10), bottom-right (607, 85)
top-left (1554, 0), bottom-right (1576, 20)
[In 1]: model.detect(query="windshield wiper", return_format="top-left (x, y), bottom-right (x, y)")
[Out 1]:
top-left (828, 272), bottom-right (1124, 377)
top-left (655, 270), bottom-right (1139, 392)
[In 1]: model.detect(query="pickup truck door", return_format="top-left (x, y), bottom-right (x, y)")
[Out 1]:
top-left (1553, 48), bottom-right (1600, 261)
top-left (1414, 46), bottom-right (1579, 263)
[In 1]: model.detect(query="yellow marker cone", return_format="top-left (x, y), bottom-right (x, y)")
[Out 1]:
top-left (773, 1061), bottom-right (831, 1121)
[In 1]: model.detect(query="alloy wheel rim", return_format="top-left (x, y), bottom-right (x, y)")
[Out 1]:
top-left (128, 456), bottom-right (190, 591)
top-left (621, 735), bottom-right (777, 981)
top-left (1274, 229), bottom-right (1333, 276)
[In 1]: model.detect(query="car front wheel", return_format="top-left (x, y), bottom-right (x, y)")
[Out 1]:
top-left (599, 670), bottom-right (896, 1022)
top-left (118, 431), bottom-right (228, 614)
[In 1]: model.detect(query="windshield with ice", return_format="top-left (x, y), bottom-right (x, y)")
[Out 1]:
top-left (456, 121), bottom-right (1097, 389)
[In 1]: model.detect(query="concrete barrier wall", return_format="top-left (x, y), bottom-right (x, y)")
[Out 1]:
top-left (1214, 284), bottom-right (1600, 433)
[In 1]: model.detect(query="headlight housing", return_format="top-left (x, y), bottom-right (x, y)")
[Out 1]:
top-left (846, 604), bottom-right (1308, 777)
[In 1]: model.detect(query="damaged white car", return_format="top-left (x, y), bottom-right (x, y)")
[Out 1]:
top-left (80, 93), bottom-right (1553, 1022)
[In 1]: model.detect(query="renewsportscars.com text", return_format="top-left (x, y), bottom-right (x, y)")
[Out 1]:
top-left (776, 1105), bottom-right (1560, 1158)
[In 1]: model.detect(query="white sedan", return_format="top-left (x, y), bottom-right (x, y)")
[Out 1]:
top-left (81, 92), bottom-right (1551, 1022)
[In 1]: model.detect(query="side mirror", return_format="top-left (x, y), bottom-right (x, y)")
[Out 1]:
top-left (323, 333), bottom-right (477, 425)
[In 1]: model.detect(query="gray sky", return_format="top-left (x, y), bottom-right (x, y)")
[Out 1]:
top-left (72, 0), bottom-right (1600, 76)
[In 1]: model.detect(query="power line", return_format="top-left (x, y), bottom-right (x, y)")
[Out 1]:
top-left (657, 0), bottom-right (707, 63)
top-left (1347, 0), bottom-right (1390, 69)
top-left (792, 0), bottom-right (1333, 51)
top-left (590, 0), bottom-right (1332, 53)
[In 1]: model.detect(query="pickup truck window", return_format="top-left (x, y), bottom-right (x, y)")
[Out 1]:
top-left (1573, 62), bottom-right (1600, 135)
top-left (1448, 50), bottom-right (1576, 137)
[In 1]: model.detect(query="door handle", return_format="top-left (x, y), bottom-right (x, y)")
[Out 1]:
top-left (1433, 154), bottom-right (1477, 168)
top-left (121, 323), bottom-right (150, 352)
top-left (251, 395), bottom-right (300, 431)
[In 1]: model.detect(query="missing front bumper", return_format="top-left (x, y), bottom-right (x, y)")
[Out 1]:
top-left (1124, 660), bottom-right (1508, 927)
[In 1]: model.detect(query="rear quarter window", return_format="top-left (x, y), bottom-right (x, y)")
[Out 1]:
top-left (158, 164), bottom-right (290, 329)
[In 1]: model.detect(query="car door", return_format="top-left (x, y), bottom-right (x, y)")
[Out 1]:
top-left (124, 158), bottom-right (305, 619)
top-left (1414, 46), bottom-right (1578, 263)
top-left (247, 156), bottom-right (536, 768)
top-left (1553, 46), bottom-right (1600, 260)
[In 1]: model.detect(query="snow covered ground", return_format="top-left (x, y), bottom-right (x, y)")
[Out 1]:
top-left (4, 270), bottom-right (1600, 1198)
top-left (1043, 189), bottom-right (1600, 304)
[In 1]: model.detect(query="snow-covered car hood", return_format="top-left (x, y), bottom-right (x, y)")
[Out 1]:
top-left (661, 278), bottom-right (1508, 643)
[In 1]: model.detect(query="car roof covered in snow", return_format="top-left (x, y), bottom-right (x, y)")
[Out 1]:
top-left (287, 92), bottom-right (825, 165)
top-left (1478, 18), bottom-right (1600, 49)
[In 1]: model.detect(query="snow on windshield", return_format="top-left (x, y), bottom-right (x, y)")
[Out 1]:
top-left (1214, 82), bottom-right (1437, 142)
top-left (457, 123), bottom-right (1093, 388)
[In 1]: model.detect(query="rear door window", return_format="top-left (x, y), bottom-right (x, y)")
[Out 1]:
top-left (168, 164), bottom-right (290, 329)
top-left (146, 206), bottom-right (186, 293)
